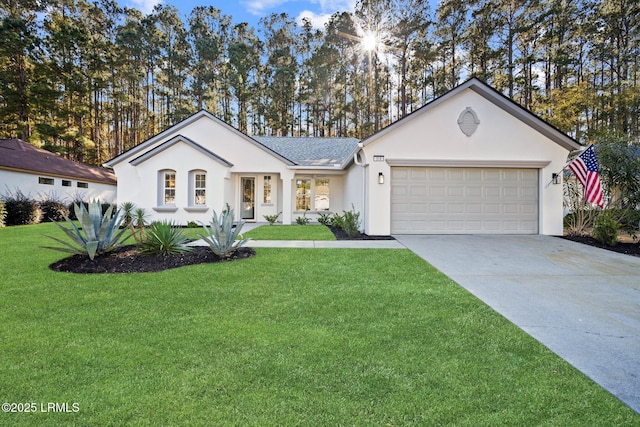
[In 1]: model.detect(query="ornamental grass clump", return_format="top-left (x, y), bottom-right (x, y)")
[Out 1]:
top-left (198, 205), bottom-right (249, 258)
top-left (139, 220), bottom-right (192, 256)
top-left (44, 200), bottom-right (129, 260)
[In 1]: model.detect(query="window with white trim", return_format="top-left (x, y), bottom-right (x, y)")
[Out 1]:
top-left (295, 178), bottom-right (330, 211)
top-left (194, 172), bottom-right (206, 205)
top-left (163, 170), bottom-right (176, 205)
top-left (263, 175), bottom-right (272, 203)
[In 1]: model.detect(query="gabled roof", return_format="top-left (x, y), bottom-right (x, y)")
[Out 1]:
top-left (361, 77), bottom-right (582, 152)
top-left (130, 135), bottom-right (233, 167)
top-left (0, 139), bottom-right (116, 184)
top-left (104, 110), bottom-right (295, 168)
top-left (255, 137), bottom-right (360, 168)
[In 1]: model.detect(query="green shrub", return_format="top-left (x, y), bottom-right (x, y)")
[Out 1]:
top-left (198, 205), bottom-right (249, 258)
top-left (593, 210), bottom-right (619, 246)
top-left (187, 221), bottom-right (199, 228)
top-left (295, 211), bottom-right (310, 225)
top-left (330, 212), bottom-right (344, 229)
top-left (340, 205), bottom-right (362, 237)
top-left (44, 200), bottom-right (129, 260)
top-left (0, 201), bottom-right (6, 228)
top-left (39, 195), bottom-right (70, 222)
top-left (263, 212), bottom-right (281, 225)
top-left (140, 220), bottom-right (192, 256)
top-left (2, 190), bottom-right (42, 226)
top-left (317, 212), bottom-right (332, 226)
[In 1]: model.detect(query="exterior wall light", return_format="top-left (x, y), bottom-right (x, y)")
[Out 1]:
top-left (378, 172), bottom-right (385, 184)
top-left (552, 173), bottom-right (561, 185)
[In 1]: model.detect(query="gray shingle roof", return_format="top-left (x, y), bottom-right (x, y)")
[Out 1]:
top-left (254, 137), bottom-right (360, 167)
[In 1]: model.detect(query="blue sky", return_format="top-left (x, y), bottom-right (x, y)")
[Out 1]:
top-left (121, 0), bottom-right (357, 29)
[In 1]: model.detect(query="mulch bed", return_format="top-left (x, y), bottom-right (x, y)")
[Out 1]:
top-left (560, 235), bottom-right (640, 257)
top-left (328, 226), bottom-right (395, 240)
top-left (50, 246), bottom-right (256, 274)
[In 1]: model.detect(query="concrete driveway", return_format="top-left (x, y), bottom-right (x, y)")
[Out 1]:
top-left (394, 235), bottom-right (640, 414)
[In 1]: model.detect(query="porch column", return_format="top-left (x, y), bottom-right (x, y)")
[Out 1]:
top-left (281, 171), bottom-right (294, 225)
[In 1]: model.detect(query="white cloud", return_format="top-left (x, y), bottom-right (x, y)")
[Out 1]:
top-left (127, 0), bottom-right (162, 14)
top-left (242, 0), bottom-right (290, 16)
top-left (297, 0), bottom-right (355, 29)
top-left (296, 10), bottom-right (333, 29)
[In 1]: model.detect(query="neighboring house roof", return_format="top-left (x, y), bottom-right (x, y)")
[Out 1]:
top-left (104, 110), bottom-right (295, 168)
top-left (361, 77), bottom-right (582, 152)
top-left (0, 138), bottom-right (117, 184)
top-left (129, 135), bottom-right (234, 167)
top-left (255, 136), bottom-right (360, 168)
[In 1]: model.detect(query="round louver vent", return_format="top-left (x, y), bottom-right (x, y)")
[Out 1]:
top-left (457, 107), bottom-right (480, 137)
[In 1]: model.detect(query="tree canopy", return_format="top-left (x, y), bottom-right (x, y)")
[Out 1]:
top-left (1, 0), bottom-right (638, 165)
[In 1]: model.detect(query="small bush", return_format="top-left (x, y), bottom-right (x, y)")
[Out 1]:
top-left (340, 205), bottom-right (362, 237)
top-left (330, 212), bottom-right (344, 229)
top-left (593, 210), bottom-right (619, 246)
top-left (187, 221), bottom-right (199, 228)
top-left (39, 195), bottom-right (70, 222)
top-left (317, 212), bottom-right (332, 226)
top-left (0, 201), bottom-right (6, 228)
top-left (295, 215), bottom-right (310, 225)
top-left (140, 221), bottom-right (193, 256)
top-left (2, 190), bottom-right (42, 226)
top-left (263, 212), bottom-right (281, 225)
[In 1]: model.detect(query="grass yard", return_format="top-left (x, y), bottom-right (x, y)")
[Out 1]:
top-left (0, 223), bottom-right (637, 426)
top-left (242, 224), bottom-right (336, 241)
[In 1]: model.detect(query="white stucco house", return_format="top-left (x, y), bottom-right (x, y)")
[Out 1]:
top-left (104, 78), bottom-right (580, 236)
top-left (0, 138), bottom-right (117, 203)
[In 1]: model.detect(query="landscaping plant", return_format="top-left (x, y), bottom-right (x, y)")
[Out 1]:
top-left (263, 212), bottom-right (281, 225)
top-left (295, 210), bottom-right (310, 225)
top-left (120, 202), bottom-right (149, 243)
top-left (44, 200), bottom-right (129, 260)
top-left (2, 189), bottom-right (42, 225)
top-left (198, 205), bottom-right (249, 258)
top-left (38, 193), bottom-right (70, 222)
top-left (593, 209), bottom-right (620, 246)
top-left (317, 212), bottom-right (332, 226)
top-left (330, 205), bottom-right (362, 237)
top-left (139, 220), bottom-right (193, 256)
top-left (0, 201), bottom-right (5, 227)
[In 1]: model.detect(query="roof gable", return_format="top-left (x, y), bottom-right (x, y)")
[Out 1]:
top-left (104, 110), bottom-right (295, 167)
top-left (0, 139), bottom-right (116, 184)
top-left (361, 78), bottom-right (581, 152)
top-left (130, 135), bottom-right (233, 167)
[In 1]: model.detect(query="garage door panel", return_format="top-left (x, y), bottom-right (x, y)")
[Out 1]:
top-left (391, 167), bottom-right (538, 234)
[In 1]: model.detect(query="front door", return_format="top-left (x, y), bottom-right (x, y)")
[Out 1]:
top-left (240, 177), bottom-right (256, 221)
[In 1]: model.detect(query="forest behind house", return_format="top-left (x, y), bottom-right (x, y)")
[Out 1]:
top-left (1, 0), bottom-right (638, 166)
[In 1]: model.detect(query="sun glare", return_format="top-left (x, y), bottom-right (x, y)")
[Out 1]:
top-left (361, 31), bottom-right (378, 52)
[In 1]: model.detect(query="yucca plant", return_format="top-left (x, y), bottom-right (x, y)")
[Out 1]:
top-left (198, 205), bottom-right (249, 258)
top-left (45, 200), bottom-right (129, 260)
top-left (139, 220), bottom-right (192, 256)
top-left (119, 202), bottom-right (149, 244)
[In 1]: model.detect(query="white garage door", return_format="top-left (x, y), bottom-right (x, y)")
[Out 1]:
top-left (391, 167), bottom-right (539, 234)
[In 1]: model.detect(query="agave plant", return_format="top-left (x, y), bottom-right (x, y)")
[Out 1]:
top-left (139, 220), bottom-right (192, 256)
top-left (198, 205), bottom-right (249, 258)
top-left (45, 200), bottom-right (129, 260)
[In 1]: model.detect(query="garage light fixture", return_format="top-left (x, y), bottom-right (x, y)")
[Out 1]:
top-left (378, 172), bottom-right (385, 184)
top-left (552, 173), bottom-right (561, 185)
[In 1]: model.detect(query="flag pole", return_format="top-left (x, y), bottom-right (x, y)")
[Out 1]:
top-left (545, 145), bottom-right (589, 188)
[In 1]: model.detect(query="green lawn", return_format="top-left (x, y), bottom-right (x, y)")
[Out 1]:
top-left (242, 224), bottom-right (336, 240)
top-left (0, 223), bottom-right (637, 426)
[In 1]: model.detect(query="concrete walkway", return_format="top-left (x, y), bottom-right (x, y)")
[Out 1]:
top-left (395, 234), bottom-right (640, 414)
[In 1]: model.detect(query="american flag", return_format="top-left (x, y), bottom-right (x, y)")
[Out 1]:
top-left (567, 145), bottom-right (604, 208)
